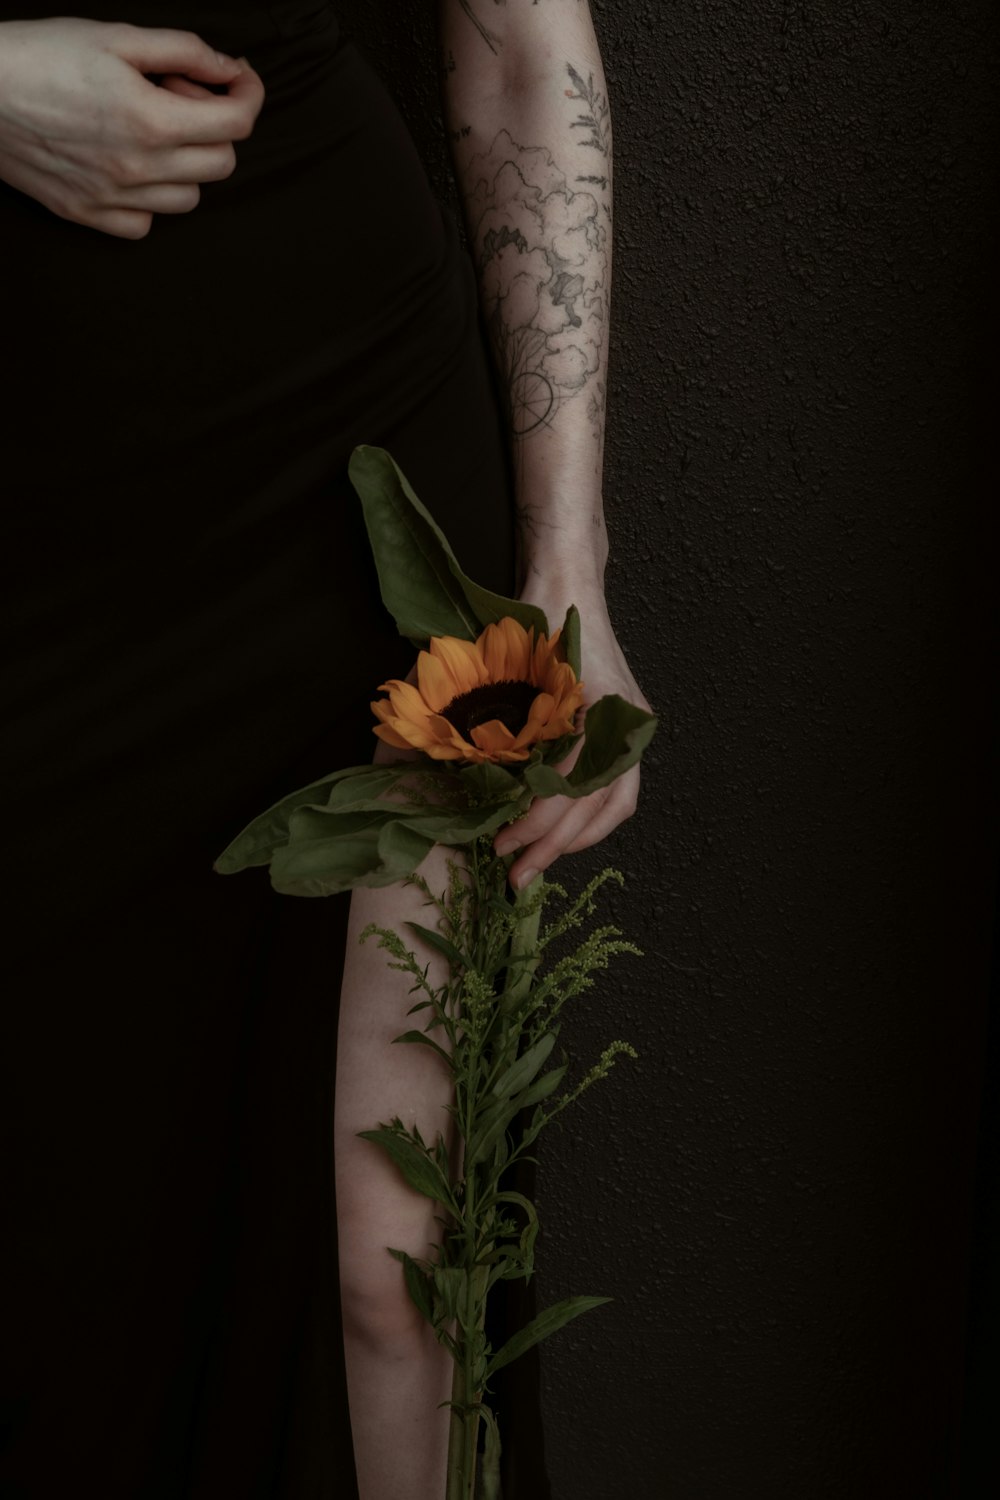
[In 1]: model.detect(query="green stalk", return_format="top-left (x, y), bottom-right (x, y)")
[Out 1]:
top-left (447, 867), bottom-right (545, 1499)
top-left (445, 1325), bottom-right (476, 1500)
top-left (501, 873), bottom-right (543, 1016)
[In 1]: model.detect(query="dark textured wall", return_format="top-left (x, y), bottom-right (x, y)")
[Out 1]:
top-left (339, 3), bottom-right (998, 1496)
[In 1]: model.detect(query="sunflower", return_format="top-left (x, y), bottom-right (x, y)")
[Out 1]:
top-left (371, 616), bottom-right (585, 765)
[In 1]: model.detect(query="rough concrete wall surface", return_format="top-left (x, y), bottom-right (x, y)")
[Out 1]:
top-left (339, 4), bottom-right (998, 1496)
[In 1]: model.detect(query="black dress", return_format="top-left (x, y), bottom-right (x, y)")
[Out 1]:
top-left (0, 4), bottom-right (544, 1494)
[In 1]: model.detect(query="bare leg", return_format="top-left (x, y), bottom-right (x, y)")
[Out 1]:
top-left (335, 850), bottom-right (455, 1500)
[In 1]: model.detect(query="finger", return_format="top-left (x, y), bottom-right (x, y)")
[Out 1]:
top-left (86, 206), bottom-right (155, 240)
top-left (494, 792), bottom-right (573, 857)
top-left (144, 142), bottom-right (237, 184)
top-left (156, 72), bottom-right (215, 100)
top-left (113, 25), bottom-right (245, 83)
top-left (562, 784), bottom-right (638, 855)
top-left (508, 769), bottom-right (641, 887)
top-left (146, 59), bottom-right (266, 146)
top-left (110, 181), bottom-right (201, 214)
top-left (508, 790), bottom-right (615, 889)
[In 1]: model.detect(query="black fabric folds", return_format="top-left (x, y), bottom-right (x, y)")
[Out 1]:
top-left (0, 4), bottom-right (547, 1495)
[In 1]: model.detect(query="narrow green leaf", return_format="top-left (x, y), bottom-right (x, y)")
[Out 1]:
top-left (432, 1265), bottom-right (467, 1323)
top-left (482, 1190), bottom-right (538, 1225)
top-left (484, 1296), bottom-right (612, 1379)
top-left (514, 1065), bottom-right (567, 1113)
top-left (359, 1128), bottom-right (454, 1207)
top-left (392, 1030), bottom-right (453, 1068)
top-left (388, 1248), bottom-right (436, 1327)
top-left (480, 1408), bottom-right (503, 1500)
top-left (467, 1097), bottom-right (524, 1169)
top-left (404, 922), bottom-right (466, 969)
top-left (466, 1063), bottom-right (566, 1168)
top-left (524, 695), bottom-right (658, 800)
top-left (349, 446), bottom-right (548, 644)
top-left (492, 1033), bottom-right (556, 1100)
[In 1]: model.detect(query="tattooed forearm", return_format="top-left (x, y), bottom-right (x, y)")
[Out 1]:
top-left (458, 1), bottom-right (588, 56)
top-left (466, 126), bottom-right (609, 443)
top-left (566, 63), bottom-right (610, 158)
top-left (458, 0), bottom-right (505, 55)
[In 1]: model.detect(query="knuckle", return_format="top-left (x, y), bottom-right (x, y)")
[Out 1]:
top-left (212, 144), bottom-right (238, 180)
top-left (229, 109), bottom-right (257, 143)
top-left (106, 20), bottom-right (138, 50)
top-left (110, 149), bottom-right (145, 186)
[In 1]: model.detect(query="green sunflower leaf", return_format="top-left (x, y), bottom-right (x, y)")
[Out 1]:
top-left (523, 695), bottom-right (658, 800)
top-left (349, 446), bottom-right (548, 645)
top-left (268, 809), bottom-right (435, 896)
top-left (213, 762), bottom-right (403, 874)
top-left (561, 603), bottom-right (582, 679)
top-left (403, 802), bottom-right (517, 845)
top-left (458, 760), bottom-right (525, 803)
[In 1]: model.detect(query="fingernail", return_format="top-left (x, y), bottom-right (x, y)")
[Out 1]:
top-left (495, 837), bottom-right (522, 856)
top-left (512, 866), bottom-right (538, 891)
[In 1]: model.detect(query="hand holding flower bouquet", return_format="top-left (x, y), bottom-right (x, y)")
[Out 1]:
top-left (216, 448), bottom-right (656, 1499)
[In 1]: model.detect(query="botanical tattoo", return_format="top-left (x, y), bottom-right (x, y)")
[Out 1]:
top-left (466, 128), bottom-right (609, 442)
top-left (566, 63), bottom-right (610, 161)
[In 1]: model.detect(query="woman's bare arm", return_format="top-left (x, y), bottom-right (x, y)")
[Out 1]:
top-left (439, 1), bottom-right (649, 887)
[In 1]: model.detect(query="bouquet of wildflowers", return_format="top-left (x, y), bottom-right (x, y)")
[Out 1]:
top-left (216, 447), bottom-right (656, 1499)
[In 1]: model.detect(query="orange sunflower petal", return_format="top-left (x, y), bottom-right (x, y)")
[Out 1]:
top-left (530, 626), bottom-right (565, 687)
top-left (510, 691), bottom-right (557, 749)
top-left (429, 634), bottom-right (489, 697)
top-left (470, 719), bottom-right (532, 762)
top-left (418, 650), bottom-right (466, 714)
top-left (481, 616), bottom-right (533, 685)
top-left (373, 722), bottom-right (417, 750)
top-left (425, 711), bottom-right (483, 758)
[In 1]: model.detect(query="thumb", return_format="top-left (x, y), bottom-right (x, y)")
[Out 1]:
top-left (112, 26), bottom-right (245, 83)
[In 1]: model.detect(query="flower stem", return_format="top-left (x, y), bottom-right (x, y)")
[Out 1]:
top-left (502, 872), bottom-right (543, 1015)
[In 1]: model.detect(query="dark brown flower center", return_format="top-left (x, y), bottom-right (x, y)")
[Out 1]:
top-left (443, 680), bottom-right (539, 740)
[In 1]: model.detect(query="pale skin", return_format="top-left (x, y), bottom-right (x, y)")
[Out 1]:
top-left (341, 6), bottom-right (649, 1497)
top-left (0, 6), bottom-right (648, 1496)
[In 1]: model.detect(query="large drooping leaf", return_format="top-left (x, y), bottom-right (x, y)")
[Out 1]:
top-left (213, 762), bottom-right (398, 874)
top-left (524, 695), bottom-right (658, 800)
top-left (349, 446), bottom-right (548, 645)
top-left (484, 1295), bottom-right (612, 1379)
top-left (268, 810), bottom-right (435, 896)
